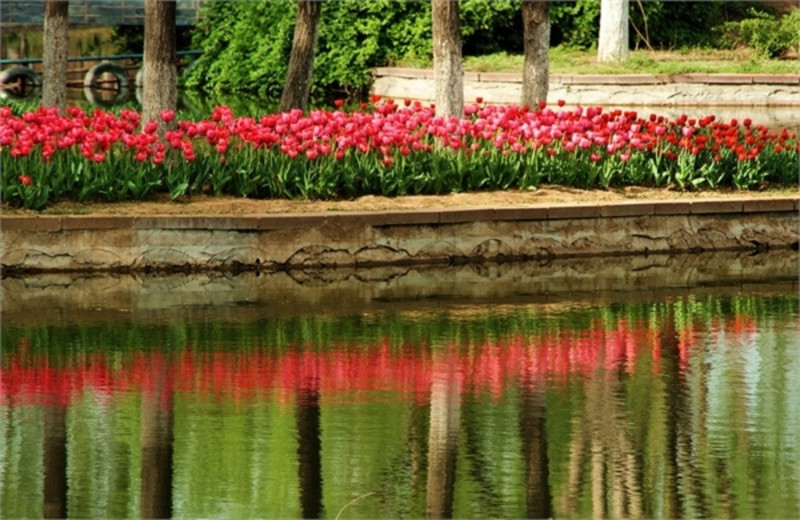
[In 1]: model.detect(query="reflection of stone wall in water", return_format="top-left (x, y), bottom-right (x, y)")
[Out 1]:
top-left (3, 250), bottom-right (797, 325)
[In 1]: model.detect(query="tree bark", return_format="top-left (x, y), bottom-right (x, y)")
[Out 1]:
top-left (143, 0), bottom-right (177, 129)
top-left (597, 0), bottom-right (630, 63)
top-left (279, 0), bottom-right (322, 113)
top-left (431, 0), bottom-right (463, 118)
top-left (521, 1), bottom-right (550, 107)
top-left (42, 0), bottom-right (69, 111)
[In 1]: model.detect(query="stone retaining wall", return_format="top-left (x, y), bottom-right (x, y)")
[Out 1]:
top-left (372, 68), bottom-right (800, 107)
top-left (2, 197), bottom-right (798, 273)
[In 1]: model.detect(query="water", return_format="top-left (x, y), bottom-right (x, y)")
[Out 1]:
top-left (1, 256), bottom-right (799, 519)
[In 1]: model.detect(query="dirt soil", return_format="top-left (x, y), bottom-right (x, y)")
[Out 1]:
top-left (2, 185), bottom-right (797, 217)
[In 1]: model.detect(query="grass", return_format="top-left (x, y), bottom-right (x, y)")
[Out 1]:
top-left (397, 46), bottom-right (800, 75)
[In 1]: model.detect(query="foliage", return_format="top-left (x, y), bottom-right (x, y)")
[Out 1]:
top-left (716, 8), bottom-right (800, 58)
top-left (1, 102), bottom-right (798, 210)
top-left (185, 0), bottom-right (784, 101)
top-left (551, 0), bottom-right (768, 50)
top-left (185, 0), bottom-right (434, 101)
top-left (549, 0), bottom-right (601, 50)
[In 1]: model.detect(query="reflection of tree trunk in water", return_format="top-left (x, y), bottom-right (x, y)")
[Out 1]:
top-left (407, 402), bottom-right (427, 499)
top-left (141, 360), bottom-right (174, 519)
top-left (43, 404), bottom-right (67, 518)
top-left (520, 375), bottom-right (550, 519)
top-left (297, 382), bottom-right (323, 519)
top-left (461, 398), bottom-right (501, 515)
top-left (564, 372), bottom-right (642, 519)
top-left (426, 358), bottom-right (461, 519)
top-left (660, 312), bottom-right (682, 518)
top-left (675, 321), bottom-right (710, 518)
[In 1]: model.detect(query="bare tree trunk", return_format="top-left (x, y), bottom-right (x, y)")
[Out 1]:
top-left (598, 0), bottom-right (630, 63)
top-left (42, 0), bottom-right (68, 111)
top-left (521, 0), bottom-right (550, 107)
top-left (143, 0), bottom-right (177, 129)
top-left (280, 0), bottom-right (322, 112)
top-left (431, 0), bottom-right (463, 118)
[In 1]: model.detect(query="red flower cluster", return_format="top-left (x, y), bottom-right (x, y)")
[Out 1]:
top-left (1, 102), bottom-right (797, 208)
top-left (2, 102), bottom-right (797, 168)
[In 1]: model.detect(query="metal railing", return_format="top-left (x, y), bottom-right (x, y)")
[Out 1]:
top-left (0, 50), bottom-right (202, 67)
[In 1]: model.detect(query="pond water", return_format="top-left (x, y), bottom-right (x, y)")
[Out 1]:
top-left (1, 254), bottom-right (799, 519)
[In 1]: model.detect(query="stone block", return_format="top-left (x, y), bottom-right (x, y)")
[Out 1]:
top-left (1, 216), bottom-right (62, 232)
top-left (599, 202), bottom-right (655, 217)
top-left (741, 198), bottom-right (798, 213)
top-left (690, 200), bottom-right (744, 215)
top-left (548, 204), bottom-right (600, 219)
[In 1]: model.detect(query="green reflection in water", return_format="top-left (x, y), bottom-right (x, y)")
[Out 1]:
top-left (1, 292), bottom-right (798, 519)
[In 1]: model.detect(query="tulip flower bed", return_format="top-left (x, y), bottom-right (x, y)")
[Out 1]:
top-left (1, 100), bottom-right (798, 210)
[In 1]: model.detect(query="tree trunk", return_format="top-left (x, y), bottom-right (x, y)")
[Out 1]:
top-left (143, 0), bottom-right (177, 129)
top-left (431, 0), bottom-right (463, 118)
top-left (279, 0), bottom-right (322, 113)
top-left (42, 0), bottom-right (68, 111)
top-left (521, 1), bottom-right (550, 107)
top-left (598, 0), bottom-right (629, 63)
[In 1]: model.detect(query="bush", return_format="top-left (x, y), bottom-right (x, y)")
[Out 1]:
top-left (184, 0), bottom-right (791, 101)
top-left (184, 0), bottom-right (435, 101)
top-left (716, 8), bottom-right (800, 58)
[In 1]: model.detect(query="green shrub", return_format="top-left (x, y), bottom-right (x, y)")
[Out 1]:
top-left (716, 8), bottom-right (800, 58)
top-left (185, 0), bottom-right (435, 101)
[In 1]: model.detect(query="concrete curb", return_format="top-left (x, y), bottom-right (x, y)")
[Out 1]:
top-left (373, 68), bottom-right (800, 86)
top-left (2, 197), bottom-right (798, 273)
top-left (370, 69), bottom-right (800, 112)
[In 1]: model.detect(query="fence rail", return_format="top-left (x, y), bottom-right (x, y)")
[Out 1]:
top-left (0, 50), bottom-right (202, 67)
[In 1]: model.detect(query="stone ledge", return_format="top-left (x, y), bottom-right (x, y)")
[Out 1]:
top-left (371, 68), bottom-right (800, 87)
top-left (1, 197), bottom-right (797, 233)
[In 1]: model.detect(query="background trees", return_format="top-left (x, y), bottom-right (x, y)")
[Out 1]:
top-left (182, 0), bottom-right (788, 104)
